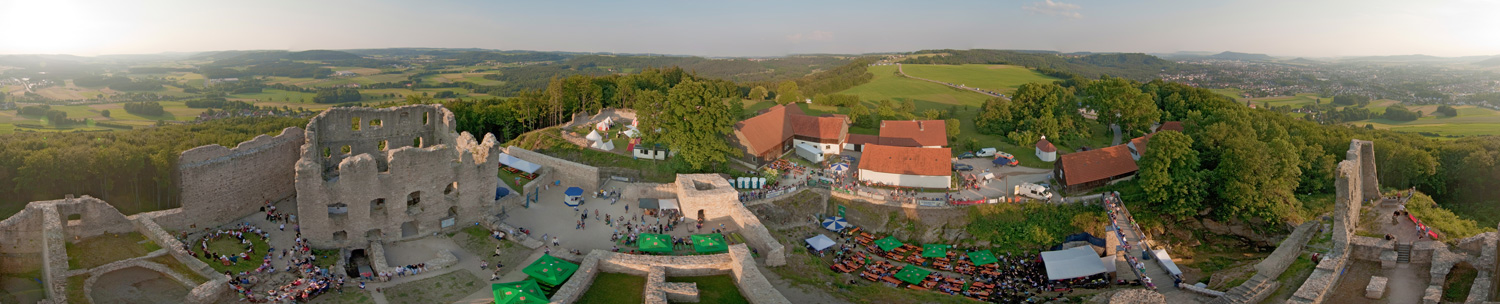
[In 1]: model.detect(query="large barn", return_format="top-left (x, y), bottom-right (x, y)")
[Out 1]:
top-left (857, 144), bottom-right (952, 189)
top-left (732, 105), bottom-right (849, 163)
top-left (1052, 121), bottom-right (1185, 193)
top-left (877, 120), bottom-right (948, 148)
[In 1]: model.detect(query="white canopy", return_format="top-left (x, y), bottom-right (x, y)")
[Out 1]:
top-left (591, 139), bottom-right (615, 151)
top-left (1041, 246), bottom-right (1109, 280)
top-left (585, 130), bottom-right (603, 141)
top-left (1153, 249), bottom-right (1182, 276)
top-left (805, 234), bottom-right (836, 251)
top-left (658, 199), bottom-right (679, 210)
top-left (623, 126), bottom-right (641, 138)
top-left (1101, 256), bottom-right (1117, 273)
top-left (498, 153), bottom-right (542, 174)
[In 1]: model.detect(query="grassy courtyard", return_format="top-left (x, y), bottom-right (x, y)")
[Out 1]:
top-left (66, 232), bottom-right (161, 270)
top-left (665, 275), bottom-right (748, 304)
top-left (382, 270), bottom-right (484, 304)
top-left (193, 233), bottom-right (272, 274)
top-left (576, 272), bottom-right (646, 304)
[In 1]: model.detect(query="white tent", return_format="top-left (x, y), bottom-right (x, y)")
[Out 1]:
top-left (805, 234), bottom-right (836, 252)
top-left (591, 139), bottom-right (615, 151)
top-left (1040, 246), bottom-right (1109, 280)
top-left (1153, 249), bottom-right (1182, 276)
top-left (658, 199), bottom-right (680, 211)
top-left (1101, 256), bottom-right (1117, 273)
top-left (497, 153), bottom-right (542, 174)
top-left (623, 126), bottom-right (641, 138)
top-left (585, 130), bottom-right (603, 141)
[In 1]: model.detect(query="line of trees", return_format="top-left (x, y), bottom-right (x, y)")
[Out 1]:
top-left (124, 101), bottom-right (165, 116)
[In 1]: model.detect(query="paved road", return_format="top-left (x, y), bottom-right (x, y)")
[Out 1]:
top-left (896, 63), bottom-right (1005, 98)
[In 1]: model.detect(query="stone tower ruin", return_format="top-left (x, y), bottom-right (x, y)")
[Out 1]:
top-left (294, 105), bottom-right (502, 247)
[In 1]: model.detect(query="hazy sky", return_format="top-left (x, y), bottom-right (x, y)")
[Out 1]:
top-left (3, 0), bottom-right (1499, 58)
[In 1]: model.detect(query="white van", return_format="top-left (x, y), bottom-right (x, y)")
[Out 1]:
top-left (1014, 183), bottom-right (1052, 200)
top-left (976, 148), bottom-right (997, 157)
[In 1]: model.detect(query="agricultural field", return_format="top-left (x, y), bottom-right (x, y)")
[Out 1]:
top-left (228, 88), bottom-right (315, 103)
top-left (897, 64), bottom-right (1058, 94)
top-left (1353, 105), bottom-right (1500, 137)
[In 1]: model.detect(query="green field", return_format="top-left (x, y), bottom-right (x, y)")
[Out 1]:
top-left (1352, 105), bottom-right (1500, 137)
top-left (229, 88), bottom-right (315, 103)
top-left (897, 64), bottom-right (1058, 95)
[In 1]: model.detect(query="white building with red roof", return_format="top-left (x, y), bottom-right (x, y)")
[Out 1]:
top-left (857, 144), bottom-right (952, 189)
top-left (1036, 136), bottom-right (1057, 162)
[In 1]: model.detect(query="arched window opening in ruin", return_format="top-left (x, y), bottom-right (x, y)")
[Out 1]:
top-left (413, 137), bottom-right (423, 148)
top-left (407, 192), bottom-right (421, 206)
top-left (423, 112), bottom-right (430, 125)
top-left (379, 140), bottom-right (388, 151)
top-left (333, 231), bottom-right (347, 242)
top-left (341, 145), bottom-right (352, 155)
top-left (371, 198), bottom-right (386, 216)
top-left (67, 213), bottom-right (82, 222)
top-left (351, 117), bottom-right (361, 131)
top-left (444, 182), bottom-right (458, 195)
top-left (328, 203), bottom-right (349, 215)
top-left (323, 147), bottom-right (332, 158)
top-left (370, 119), bottom-right (382, 128)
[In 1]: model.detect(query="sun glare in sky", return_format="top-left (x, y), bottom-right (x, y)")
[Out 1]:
top-left (2, 0), bottom-right (125, 54)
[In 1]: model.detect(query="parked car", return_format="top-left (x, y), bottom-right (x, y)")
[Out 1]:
top-left (953, 163), bottom-right (975, 171)
top-left (959, 152), bottom-right (977, 159)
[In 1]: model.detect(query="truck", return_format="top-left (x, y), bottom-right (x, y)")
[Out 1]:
top-left (1013, 183), bottom-right (1053, 200)
top-left (976, 148), bottom-right (997, 157)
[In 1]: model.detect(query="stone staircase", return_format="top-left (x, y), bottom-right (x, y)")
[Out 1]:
top-left (1208, 274), bottom-right (1280, 304)
top-left (1396, 243), bottom-right (1412, 263)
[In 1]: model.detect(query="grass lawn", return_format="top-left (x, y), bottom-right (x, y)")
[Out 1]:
top-left (665, 275), bottom-right (747, 304)
top-left (1442, 263), bottom-right (1478, 302)
top-left (497, 169), bottom-right (533, 195)
top-left (1209, 88), bottom-right (1245, 101)
top-left (229, 88), bottom-right (315, 103)
top-left (307, 289), bottom-right (375, 304)
top-left (67, 232), bottom-right (160, 269)
top-left (194, 234), bottom-right (272, 274)
top-left (1263, 253), bottom-right (1317, 303)
top-left (898, 64), bottom-right (1058, 95)
top-left (66, 274), bottom-right (88, 304)
top-left (1354, 106), bottom-right (1500, 137)
top-left (382, 270), bottom-right (484, 304)
top-left (146, 255), bottom-right (208, 284)
top-left (576, 273), bottom-right (645, 304)
top-left (0, 270), bottom-right (46, 304)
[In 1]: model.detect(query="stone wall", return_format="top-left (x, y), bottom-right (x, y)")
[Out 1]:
top-left (1349, 236), bottom-right (1392, 262)
top-left (551, 244), bottom-right (789, 304)
top-left (176, 127), bottom-right (304, 230)
top-left (1287, 139), bottom-right (1378, 304)
top-left (1211, 221), bottom-right (1316, 304)
top-left (40, 205), bottom-right (66, 302)
top-left (675, 174), bottom-right (786, 266)
top-left (296, 105), bottom-right (503, 248)
top-left (81, 258), bottom-right (203, 304)
top-left (0, 202), bottom-right (48, 273)
top-left (506, 146), bottom-right (600, 190)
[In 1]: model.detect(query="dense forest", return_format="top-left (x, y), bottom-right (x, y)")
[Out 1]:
top-left (0, 117), bottom-right (308, 217)
top-left (902, 49), bottom-right (1182, 81)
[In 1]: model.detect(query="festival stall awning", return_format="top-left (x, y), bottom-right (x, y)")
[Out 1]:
top-left (638, 198), bottom-right (660, 209)
top-left (821, 216), bottom-right (848, 232)
top-left (805, 234), bottom-right (836, 252)
top-left (875, 236), bottom-right (904, 252)
top-left (693, 234), bottom-right (728, 254)
top-left (922, 244), bottom-right (950, 258)
top-left (523, 254), bottom-right (579, 286)
top-left (894, 266), bottom-right (932, 285)
top-left (658, 199), bottom-right (679, 210)
top-left (968, 250), bottom-right (998, 266)
top-left (492, 280), bottom-right (548, 304)
top-left (498, 153), bottom-right (543, 174)
top-left (638, 233), bottom-right (674, 253)
top-left (1152, 249), bottom-right (1182, 276)
top-left (1040, 246), bottom-right (1108, 280)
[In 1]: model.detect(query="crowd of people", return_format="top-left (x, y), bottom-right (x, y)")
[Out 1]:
top-left (1104, 192), bottom-right (1162, 290)
top-left (190, 223), bottom-right (269, 266)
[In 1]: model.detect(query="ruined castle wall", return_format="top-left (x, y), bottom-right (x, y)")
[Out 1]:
top-left (175, 127), bottom-right (303, 230)
top-left (1287, 140), bottom-right (1378, 304)
top-left (0, 204), bottom-right (47, 273)
top-left (675, 174), bottom-right (786, 266)
top-left (552, 244), bottom-right (789, 304)
top-left (296, 105), bottom-right (501, 248)
top-left (53, 196), bottom-right (136, 240)
top-left (506, 146), bottom-right (600, 190)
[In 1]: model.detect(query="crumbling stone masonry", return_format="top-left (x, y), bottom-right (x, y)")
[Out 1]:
top-left (551, 244), bottom-right (790, 304)
top-left (1287, 139), bottom-right (1378, 304)
top-left (295, 105), bottom-right (503, 247)
top-left (176, 127), bottom-right (304, 229)
top-left (674, 174), bottom-right (786, 266)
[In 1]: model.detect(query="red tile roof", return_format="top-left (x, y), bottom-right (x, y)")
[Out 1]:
top-left (1057, 144), bottom-right (1138, 186)
top-left (847, 134), bottom-right (881, 146)
top-left (1036, 137), bottom-right (1057, 153)
top-left (1158, 121), bottom-right (1184, 133)
top-left (735, 105), bottom-right (848, 155)
top-left (858, 144), bottom-right (952, 176)
top-left (1128, 134), bottom-right (1152, 156)
top-left (879, 120), bottom-right (948, 147)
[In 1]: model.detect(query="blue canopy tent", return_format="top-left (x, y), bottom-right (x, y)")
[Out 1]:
top-left (564, 187), bottom-right (584, 207)
top-left (495, 187), bottom-right (511, 200)
top-left (830, 162), bottom-right (849, 173)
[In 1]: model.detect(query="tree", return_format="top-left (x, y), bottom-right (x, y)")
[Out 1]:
top-left (775, 81), bottom-right (800, 105)
top-left (101, 110), bottom-right (111, 118)
top-left (922, 109), bottom-right (943, 120)
top-left (1436, 105), bottom-right (1458, 117)
top-left (1081, 77), bottom-right (1159, 134)
top-left (656, 80), bottom-right (740, 170)
top-left (945, 118), bottom-right (960, 141)
top-left (749, 86), bottom-right (768, 101)
top-left (1136, 131), bottom-right (1204, 217)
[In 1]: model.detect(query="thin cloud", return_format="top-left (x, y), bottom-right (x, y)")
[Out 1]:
top-left (1023, 0), bottom-right (1083, 19)
top-left (786, 30), bottom-right (834, 42)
